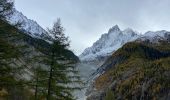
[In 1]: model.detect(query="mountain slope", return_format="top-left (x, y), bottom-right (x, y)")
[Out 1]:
top-left (6, 8), bottom-right (51, 40)
top-left (79, 25), bottom-right (139, 62)
top-left (79, 25), bottom-right (170, 100)
top-left (87, 39), bottom-right (170, 100)
top-left (0, 19), bottom-right (79, 66)
top-left (3, 7), bottom-right (79, 60)
top-left (0, 18), bottom-right (79, 99)
top-left (80, 25), bottom-right (170, 62)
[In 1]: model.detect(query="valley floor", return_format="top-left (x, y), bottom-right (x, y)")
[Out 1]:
top-left (74, 61), bottom-right (104, 100)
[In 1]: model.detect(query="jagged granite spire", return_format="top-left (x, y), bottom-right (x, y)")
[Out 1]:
top-left (79, 25), bottom-right (139, 61)
top-left (108, 25), bottom-right (120, 33)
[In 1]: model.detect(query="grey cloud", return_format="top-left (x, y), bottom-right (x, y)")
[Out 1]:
top-left (15, 0), bottom-right (170, 55)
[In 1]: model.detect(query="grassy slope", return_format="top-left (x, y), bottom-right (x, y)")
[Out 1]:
top-left (94, 41), bottom-right (170, 100)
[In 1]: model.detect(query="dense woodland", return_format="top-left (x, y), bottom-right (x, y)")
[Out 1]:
top-left (89, 41), bottom-right (170, 100)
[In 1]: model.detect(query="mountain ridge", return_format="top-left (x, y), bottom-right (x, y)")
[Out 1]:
top-left (79, 25), bottom-right (139, 61)
top-left (3, 7), bottom-right (79, 61)
top-left (87, 38), bottom-right (170, 100)
top-left (80, 25), bottom-right (170, 62)
top-left (6, 8), bottom-right (51, 41)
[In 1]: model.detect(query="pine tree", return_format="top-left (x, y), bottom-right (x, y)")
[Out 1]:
top-left (0, 19), bottom-right (28, 99)
top-left (28, 55), bottom-right (49, 100)
top-left (0, 1), bottom-right (28, 98)
top-left (31, 65), bottom-right (48, 100)
top-left (46, 18), bottom-right (81, 100)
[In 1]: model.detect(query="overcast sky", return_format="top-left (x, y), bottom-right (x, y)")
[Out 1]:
top-left (15, 0), bottom-right (170, 55)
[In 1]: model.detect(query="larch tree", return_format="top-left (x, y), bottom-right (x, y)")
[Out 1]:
top-left (46, 18), bottom-right (81, 100)
top-left (0, 19), bottom-right (30, 99)
top-left (28, 54), bottom-right (49, 100)
top-left (0, 0), bottom-right (30, 97)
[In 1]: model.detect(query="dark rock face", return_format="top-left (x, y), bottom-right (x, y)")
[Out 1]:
top-left (165, 33), bottom-right (170, 42)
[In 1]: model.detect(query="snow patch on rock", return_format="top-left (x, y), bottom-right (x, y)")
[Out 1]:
top-left (79, 25), bottom-right (139, 61)
top-left (80, 26), bottom-right (170, 62)
top-left (6, 8), bottom-right (51, 40)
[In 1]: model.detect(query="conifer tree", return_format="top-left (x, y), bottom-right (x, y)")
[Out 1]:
top-left (0, 20), bottom-right (28, 99)
top-left (28, 56), bottom-right (49, 100)
top-left (0, 1), bottom-right (28, 98)
top-left (31, 65), bottom-right (48, 100)
top-left (46, 18), bottom-right (81, 100)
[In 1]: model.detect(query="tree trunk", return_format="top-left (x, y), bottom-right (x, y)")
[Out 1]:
top-left (34, 75), bottom-right (38, 100)
top-left (47, 51), bottom-right (54, 100)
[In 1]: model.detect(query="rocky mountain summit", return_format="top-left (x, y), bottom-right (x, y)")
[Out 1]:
top-left (80, 25), bottom-right (170, 63)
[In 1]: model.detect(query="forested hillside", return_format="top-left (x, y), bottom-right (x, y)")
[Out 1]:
top-left (87, 40), bottom-right (170, 100)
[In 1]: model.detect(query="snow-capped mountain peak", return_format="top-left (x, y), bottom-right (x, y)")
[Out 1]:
top-left (123, 28), bottom-right (134, 34)
top-left (144, 30), bottom-right (168, 38)
top-left (137, 30), bottom-right (170, 43)
top-left (79, 26), bottom-right (170, 62)
top-left (108, 25), bottom-right (120, 33)
top-left (79, 25), bottom-right (139, 61)
top-left (6, 8), bottom-right (51, 40)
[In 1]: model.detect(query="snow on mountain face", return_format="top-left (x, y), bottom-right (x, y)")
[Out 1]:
top-left (79, 25), bottom-right (139, 61)
top-left (138, 30), bottom-right (170, 43)
top-left (6, 8), bottom-right (51, 40)
top-left (79, 25), bottom-right (170, 62)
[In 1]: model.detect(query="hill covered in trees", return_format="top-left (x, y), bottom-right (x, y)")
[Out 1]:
top-left (87, 39), bottom-right (170, 100)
